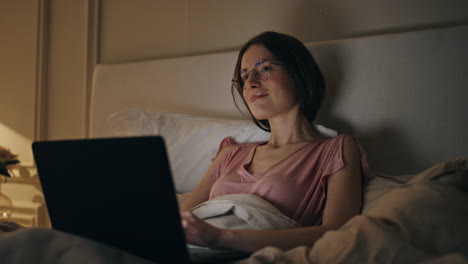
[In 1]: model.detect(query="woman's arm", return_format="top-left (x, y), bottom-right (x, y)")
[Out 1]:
top-left (182, 135), bottom-right (363, 252)
top-left (180, 146), bottom-right (233, 212)
top-left (182, 213), bottom-right (335, 251)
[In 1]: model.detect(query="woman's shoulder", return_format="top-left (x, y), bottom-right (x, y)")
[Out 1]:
top-left (321, 134), bottom-right (358, 147)
top-left (216, 137), bottom-right (264, 155)
top-left (315, 134), bottom-right (362, 159)
top-left (320, 134), bottom-right (374, 182)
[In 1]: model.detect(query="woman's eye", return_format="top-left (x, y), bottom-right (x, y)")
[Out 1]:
top-left (240, 74), bottom-right (248, 81)
top-left (261, 66), bottom-right (271, 73)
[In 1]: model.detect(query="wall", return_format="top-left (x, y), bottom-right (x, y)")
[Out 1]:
top-left (45, 0), bottom-right (96, 140)
top-left (99, 0), bottom-right (468, 64)
top-left (0, 0), bottom-right (41, 166)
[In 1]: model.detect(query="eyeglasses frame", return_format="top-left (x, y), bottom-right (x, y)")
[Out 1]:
top-left (232, 59), bottom-right (282, 91)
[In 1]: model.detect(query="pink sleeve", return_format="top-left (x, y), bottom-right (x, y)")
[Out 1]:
top-left (319, 135), bottom-right (374, 193)
top-left (213, 137), bottom-right (236, 160)
top-left (355, 141), bottom-right (373, 183)
top-left (322, 135), bottom-right (346, 179)
top-left (207, 137), bottom-right (236, 186)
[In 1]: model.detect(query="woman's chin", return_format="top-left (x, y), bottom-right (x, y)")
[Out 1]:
top-left (251, 112), bottom-right (270, 121)
top-left (251, 107), bottom-right (282, 121)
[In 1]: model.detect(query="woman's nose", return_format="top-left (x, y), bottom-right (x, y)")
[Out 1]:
top-left (244, 75), bottom-right (260, 89)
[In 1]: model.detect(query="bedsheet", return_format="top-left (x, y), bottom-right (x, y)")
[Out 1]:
top-left (0, 228), bottom-right (152, 264)
top-left (0, 194), bottom-right (298, 264)
top-left (189, 193), bottom-right (301, 231)
top-left (188, 194), bottom-right (302, 263)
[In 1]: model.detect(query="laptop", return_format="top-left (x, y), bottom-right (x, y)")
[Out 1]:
top-left (33, 136), bottom-right (191, 263)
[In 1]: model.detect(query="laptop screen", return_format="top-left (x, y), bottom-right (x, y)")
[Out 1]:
top-left (33, 136), bottom-right (189, 263)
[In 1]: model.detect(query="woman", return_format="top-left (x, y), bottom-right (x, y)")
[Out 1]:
top-left (180, 31), bottom-right (371, 252)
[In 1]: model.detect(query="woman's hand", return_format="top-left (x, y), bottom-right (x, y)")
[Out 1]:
top-left (180, 211), bottom-right (223, 249)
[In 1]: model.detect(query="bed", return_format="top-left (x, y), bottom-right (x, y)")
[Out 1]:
top-left (1, 25), bottom-right (468, 263)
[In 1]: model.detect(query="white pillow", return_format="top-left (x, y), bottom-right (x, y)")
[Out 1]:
top-left (107, 109), bottom-right (338, 193)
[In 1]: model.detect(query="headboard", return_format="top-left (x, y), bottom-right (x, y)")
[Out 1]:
top-left (91, 25), bottom-right (468, 176)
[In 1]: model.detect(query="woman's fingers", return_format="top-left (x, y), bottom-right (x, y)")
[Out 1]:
top-left (180, 211), bottom-right (221, 248)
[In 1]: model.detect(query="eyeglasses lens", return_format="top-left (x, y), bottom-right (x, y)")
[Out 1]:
top-left (240, 61), bottom-right (271, 83)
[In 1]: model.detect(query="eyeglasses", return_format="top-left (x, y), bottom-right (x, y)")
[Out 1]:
top-left (232, 59), bottom-right (281, 90)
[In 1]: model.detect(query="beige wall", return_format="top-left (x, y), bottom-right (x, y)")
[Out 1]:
top-left (100, 0), bottom-right (468, 64)
top-left (0, 0), bottom-right (40, 165)
top-left (0, 0), bottom-right (48, 226)
top-left (46, 0), bottom-right (94, 140)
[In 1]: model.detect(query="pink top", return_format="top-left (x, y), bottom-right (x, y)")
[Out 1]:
top-left (207, 135), bottom-right (372, 226)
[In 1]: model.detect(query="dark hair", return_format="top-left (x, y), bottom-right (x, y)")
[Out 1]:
top-left (231, 31), bottom-right (325, 132)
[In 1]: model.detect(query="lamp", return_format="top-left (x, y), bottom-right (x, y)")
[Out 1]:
top-left (0, 187), bottom-right (13, 220)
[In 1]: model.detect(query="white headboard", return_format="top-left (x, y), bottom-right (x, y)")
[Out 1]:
top-left (91, 25), bottom-right (468, 175)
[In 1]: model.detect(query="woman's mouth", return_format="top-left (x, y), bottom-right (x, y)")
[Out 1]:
top-left (250, 93), bottom-right (268, 102)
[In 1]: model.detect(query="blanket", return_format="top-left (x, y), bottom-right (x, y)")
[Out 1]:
top-left (0, 228), bottom-right (153, 264)
top-left (187, 193), bottom-right (301, 263)
top-left (0, 194), bottom-right (298, 264)
top-left (189, 193), bottom-right (301, 230)
top-left (232, 158), bottom-right (468, 264)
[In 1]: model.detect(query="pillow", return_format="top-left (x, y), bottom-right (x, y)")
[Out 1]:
top-left (107, 109), bottom-right (338, 193)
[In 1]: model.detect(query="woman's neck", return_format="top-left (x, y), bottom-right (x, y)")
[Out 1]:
top-left (266, 110), bottom-right (322, 148)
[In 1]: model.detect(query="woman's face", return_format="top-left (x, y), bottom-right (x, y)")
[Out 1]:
top-left (241, 45), bottom-right (298, 121)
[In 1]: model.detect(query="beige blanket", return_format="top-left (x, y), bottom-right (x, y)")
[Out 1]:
top-left (186, 194), bottom-right (302, 263)
top-left (190, 193), bottom-right (301, 231)
top-left (233, 158), bottom-right (468, 264)
top-left (187, 193), bottom-right (300, 256)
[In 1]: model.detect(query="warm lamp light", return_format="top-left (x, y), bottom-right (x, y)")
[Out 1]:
top-left (0, 190), bottom-right (13, 220)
